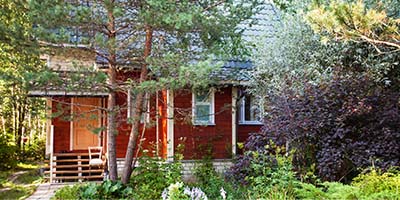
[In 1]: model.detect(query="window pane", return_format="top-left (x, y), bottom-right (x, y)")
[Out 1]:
top-left (195, 93), bottom-right (209, 102)
top-left (244, 95), bottom-right (252, 121)
top-left (244, 95), bottom-right (261, 122)
top-left (196, 105), bottom-right (210, 122)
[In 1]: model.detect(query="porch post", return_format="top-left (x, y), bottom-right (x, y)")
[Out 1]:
top-left (50, 125), bottom-right (54, 183)
top-left (166, 90), bottom-right (174, 161)
top-left (231, 87), bottom-right (238, 156)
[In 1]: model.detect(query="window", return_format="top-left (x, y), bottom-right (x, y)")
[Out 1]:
top-left (127, 90), bottom-right (149, 124)
top-left (239, 93), bottom-right (262, 124)
top-left (193, 90), bottom-right (215, 125)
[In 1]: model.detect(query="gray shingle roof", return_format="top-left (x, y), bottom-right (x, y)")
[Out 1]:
top-left (69, 2), bottom-right (279, 82)
top-left (219, 2), bottom-right (279, 82)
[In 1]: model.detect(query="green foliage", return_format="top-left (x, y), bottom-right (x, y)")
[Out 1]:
top-left (295, 169), bottom-right (400, 200)
top-left (251, 11), bottom-right (339, 97)
top-left (129, 154), bottom-right (182, 200)
top-left (296, 182), bottom-right (358, 200)
top-left (80, 180), bottom-right (133, 199)
top-left (54, 181), bottom-right (134, 200)
top-left (251, 0), bottom-right (400, 184)
top-left (22, 138), bottom-right (46, 162)
top-left (245, 149), bottom-right (297, 199)
top-left (229, 143), bottom-right (298, 199)
top-left (295, 182), bottom-right (328, 199)
top-left (0, 0), bottom-right (45, 163)
top-left (306, 0), bottom-right (400, 51)
top-left (52, 184), bottom-right (81, 200)
top-left (353, 168), bottom-right (400, 199)
top-left (0, 135), bottom-right (18, 170)
top-left (193, 159), bottom-right (244, 199)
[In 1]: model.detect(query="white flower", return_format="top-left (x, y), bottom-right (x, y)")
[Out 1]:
top-left (220, 187), bottom-right (226, 200)
top-left (168, 182), bottom-right (183, 192)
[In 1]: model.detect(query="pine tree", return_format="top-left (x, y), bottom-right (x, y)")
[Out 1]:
top-left (30, 0), bottom-right (263, 182)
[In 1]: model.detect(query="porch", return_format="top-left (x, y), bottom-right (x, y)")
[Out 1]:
top-left (44, 151), bottom-right (106, 183)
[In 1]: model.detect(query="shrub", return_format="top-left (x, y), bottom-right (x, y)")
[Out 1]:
top-left (193, 162), bottom-right (246, 199)
top-left (246, 149), bottom-right (297, 199)
top-left (129, 153), bottom-right (182, 200)
top-left (352, 168), bottom-right (400, 199)
top-left (22, 138), bottom-right (46, 162)
top-left (228, 143), bottom-right (297, 199)
top-left (54, 180), bottom-right (134, 200)
top-left (79, 180), bottom-right (133, 199)
top-left (237, 75), bottom-right (400, 182)
top-left (295, 181), bottom-right (358, 200)
top-left (191, 149), bottom-right (247, 199)
top-left (0, 135), bottom-right (18, 170)
top-left (52, 184), bottom-right (81, 200)
top-left (295, 182), bottom-right (327, 199)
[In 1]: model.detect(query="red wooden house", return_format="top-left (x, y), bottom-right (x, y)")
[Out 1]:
top-left (30, 4), bottom-right (278, 181)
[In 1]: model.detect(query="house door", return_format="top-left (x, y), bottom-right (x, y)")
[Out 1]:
top-left (71, 97), bottom-right (101, 150)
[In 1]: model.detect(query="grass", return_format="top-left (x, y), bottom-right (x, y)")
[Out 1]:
top-left (0, 163), bottom-right (43, 200)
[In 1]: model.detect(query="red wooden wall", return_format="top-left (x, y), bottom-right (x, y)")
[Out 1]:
top-left (50, 84), bottom-right (262, 159)
top-left (173, 87), bottom-right (233, 159)
top-left (52, 97), bottom-right (71, 153)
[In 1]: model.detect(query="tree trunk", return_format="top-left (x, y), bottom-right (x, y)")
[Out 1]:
top-left (106, 1), bottom-right (118, 181)
top-left (107, 79), bottom-right (118, 180)
top-left (121, 25), bottom-right (153, 184)
top-left (1, 116), bottom-right (6, 135)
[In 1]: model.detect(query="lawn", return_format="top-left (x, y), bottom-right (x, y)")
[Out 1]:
top-left (0, 163), bottom-right (43, 200)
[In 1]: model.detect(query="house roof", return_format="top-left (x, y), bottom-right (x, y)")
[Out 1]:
top-left (97, 2), bottom-right (279, 83)
top-left (217, 3), bottom-right (279, 83)
top-left (29, 2), bottom-right (278, 96)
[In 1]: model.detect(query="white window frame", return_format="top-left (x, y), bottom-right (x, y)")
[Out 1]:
top-left (127, 90), bottom-right (150, 124)
top-left (239, 93), bottom-right (263, 125)
top-left (192, 90), bottom-right (215, 125)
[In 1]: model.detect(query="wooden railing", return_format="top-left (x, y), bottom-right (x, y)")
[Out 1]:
top-left (43, 152), bottom-right (105, 183)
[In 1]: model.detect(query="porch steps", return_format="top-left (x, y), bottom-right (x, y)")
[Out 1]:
top-left (44, 169), bottom-right (103, 174)
top-left (43, 152), bottom-right (105, 183)
top-left (49, 175), bottom-right (104, 180)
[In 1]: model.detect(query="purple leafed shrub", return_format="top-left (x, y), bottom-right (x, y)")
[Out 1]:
top-left (230, 76), bottom-right (400, 182)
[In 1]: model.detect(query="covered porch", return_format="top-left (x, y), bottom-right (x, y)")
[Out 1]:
top-left (43, 96), bottom-right (108, 182)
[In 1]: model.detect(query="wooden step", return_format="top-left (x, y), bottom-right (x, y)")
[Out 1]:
top-left (53, 152), bottom-right (90, 157)
top-left (45, 175), bottom-right (104, 180)
top-left (51, 159), bottom-right (91, 162)
top-left (44, 169), bottom-right (104, 174)
top-left (49, 164), bottom-right (97, 169)
top-left (44, 164), bottom-right (104, 169)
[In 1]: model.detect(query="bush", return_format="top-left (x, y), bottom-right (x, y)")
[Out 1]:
top-left (353, 168), bottom-right (400, 199)
top-left (246, 150), bottom-right (297, 199)
top-left (22, 138), bottom-right (46, 162)
top-left (295, 168), bottom-right (400, 200)
top-left (0, 135), bottom-right (18, 170)
top-left (228, 144), bottom-right (297, 199)
top-left (80, 180), bottom-right (133, 199)
top-left (53, 180), bottom-right (134, 200)
top-left (238, 75), bottom-right (400, 182)
top-left (129, 154), bottom-right (182, 200)
top-left (52, 184), bottom-right (81, 200)
top-left (295, 181), bottom-right (359, 200)
top-left (192, 157), bottom-right (246, 200)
